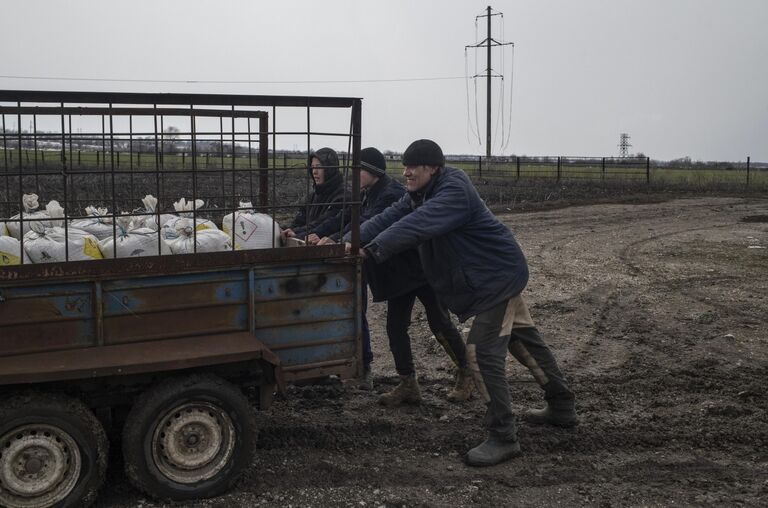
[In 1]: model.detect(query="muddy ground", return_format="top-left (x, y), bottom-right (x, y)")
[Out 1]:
top-left (96, 196), bottom-right (768, 508)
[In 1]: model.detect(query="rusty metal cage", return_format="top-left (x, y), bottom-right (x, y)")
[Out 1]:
top-left (0, 90), bottom-right (362, 274)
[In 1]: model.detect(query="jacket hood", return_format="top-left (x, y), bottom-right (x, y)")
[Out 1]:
top-left (308, 147), bottom-right (340, 180)
top-left (309, 147), bottom-right (343, 196)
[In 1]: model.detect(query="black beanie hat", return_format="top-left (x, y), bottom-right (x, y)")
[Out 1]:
top-left (402, 139), bottom-right (445, 167)
top-left (360, 147), bottom-right (387, 177)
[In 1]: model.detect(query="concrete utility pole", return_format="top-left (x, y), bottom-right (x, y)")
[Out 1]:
top-left (466, 6), bottom-right (514, 158)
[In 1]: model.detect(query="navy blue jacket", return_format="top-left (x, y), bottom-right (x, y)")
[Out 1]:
top-left (342, 174), bottom-right (426, 301)
top-left (360, 166), bottom-right (529, 321)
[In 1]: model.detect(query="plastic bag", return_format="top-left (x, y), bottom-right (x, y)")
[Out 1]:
top-left (222, 202), bottom-right (281, 250)
top-left (99, 216), bottom-right (169, 258)
top-left (0, 236), bottom-right (31, 265)
top-left (70, 206), bottom-right (115, 240)
top-left (163, 218), bottom-right (233, 254)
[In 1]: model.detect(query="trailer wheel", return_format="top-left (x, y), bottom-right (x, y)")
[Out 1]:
top-left (0, 393), bottom-right (108, 508)
top-left (122, 374), bottom-right (257, 501)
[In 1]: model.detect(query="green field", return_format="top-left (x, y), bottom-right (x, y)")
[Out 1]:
top-left (1, 149), bottom-right (765, 188)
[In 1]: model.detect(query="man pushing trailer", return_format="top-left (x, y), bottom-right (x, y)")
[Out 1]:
top-left (349, 139), bottom-right (577, 467)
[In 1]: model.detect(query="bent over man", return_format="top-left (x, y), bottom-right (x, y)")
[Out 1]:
top-left (321, 147), bottom-right (473, 402)
top-left (355, 139), bottom-right (576, 467)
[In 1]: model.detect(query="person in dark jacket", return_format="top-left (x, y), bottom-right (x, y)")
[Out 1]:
top-left (353, 139), bottom-right (576, 467)
top-left (321, 147), bottom-right (473, 403)
top-left (283, 147), bottom-right (349, 242)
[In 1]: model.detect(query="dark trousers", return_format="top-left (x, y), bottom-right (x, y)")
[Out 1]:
top-left (361, 282), bottom-right (373, 368)
top-left (386, 284), bottom-right (468, 376)
top-left (468, 297), bottom-right (573, 441)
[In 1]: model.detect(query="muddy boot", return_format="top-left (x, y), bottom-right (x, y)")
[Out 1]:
top-left (446, 368), bottom-right (474, 402)
top-left (356, 366), bottom-right (373, 391)
top-left (465, 435), bottom-right (521, 467)
top-left (524, 397), bottom-right (577, 427)
top-left (378, 374), bottom-right (421, 407)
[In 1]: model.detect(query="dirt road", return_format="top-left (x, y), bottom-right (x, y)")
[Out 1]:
top-left (97, 196), bottom-right (768, 507)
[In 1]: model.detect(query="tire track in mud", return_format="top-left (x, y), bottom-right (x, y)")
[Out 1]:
top-left (517, 201), bottom-right (767, 484)
top-left (617, 222), bottom-right (736, 276)
top-left (617, 222), bottom-right (768, 326)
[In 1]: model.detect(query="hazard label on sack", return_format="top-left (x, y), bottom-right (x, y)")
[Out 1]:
top-left (234, 215), bottom-right (259, 242)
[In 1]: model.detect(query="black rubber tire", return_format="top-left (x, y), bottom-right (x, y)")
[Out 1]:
top-left (0, 392), bottom-right (108, 508)
top-left (121, 374), bottom-right (257, 501)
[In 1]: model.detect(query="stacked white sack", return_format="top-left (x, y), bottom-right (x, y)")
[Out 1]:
top-left (99, 216), bottom-right (170, 258)
top-left (161, 198), bottom-right (218, 241)
top-left (23, 202), bottom-right (102, 263)
top-left (164, 218), bottom-right (233, 254)
top-left (70, 206), bottom-right (116, 240)
top-left (0, 221), bottom-right (7, 236)
top-left (6, 194), bottom-right (56, 239)
top-left (133, 195), bottom-right (175, 231)
top-left (222, 202), bottom-right (281, 250)
top-left (0, 236), bottom-right (31, 266)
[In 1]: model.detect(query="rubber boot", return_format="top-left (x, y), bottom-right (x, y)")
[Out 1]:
top-left (446, 368), bottom-right (474, 402)
top-left (524, 402), bottom-right (577, 427)
top-left (356, 366), bottom-right (373, 391)
top-left (378, 374), bottom-right (421, 407)
top-left (508, 329), bottom-right (577, 427)
top-left (524, 389), bottom-right (577, 427)
top-left (465, 435), bottom-right (521, 467)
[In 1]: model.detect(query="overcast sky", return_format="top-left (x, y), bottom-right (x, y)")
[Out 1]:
top-left (1, 0), bottom-right (766, 161)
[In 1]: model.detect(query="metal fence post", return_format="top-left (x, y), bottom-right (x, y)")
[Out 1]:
top-left (747, 156), bottom-right (750, 186)
top-left (516, 156), bottom-right (520, 179)
top-left (646, 157), bottom-right (650, 184)
top-left (557, 156), bottom-right (561, 182)
top-left (601, 157), bottom-right (605, 182)
top-left (478, 155), bottom-right (482, 178)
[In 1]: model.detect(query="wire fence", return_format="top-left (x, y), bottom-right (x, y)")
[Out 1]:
top-left (1, 145), bottom-right (766, 190)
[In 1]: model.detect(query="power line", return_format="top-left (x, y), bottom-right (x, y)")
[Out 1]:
top-left (0, 74), bottom-right (465, 85)
top-left (465, 5), bottom-right (514, 158)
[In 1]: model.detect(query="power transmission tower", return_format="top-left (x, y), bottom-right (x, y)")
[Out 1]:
top-left (465, 6), bottom-right (514, 158)
top-left (618, 133), bottom-right (632, 157)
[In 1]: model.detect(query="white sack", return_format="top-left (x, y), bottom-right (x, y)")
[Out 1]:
top-left (0, 236), bottom-right (31, 266)
top-left (23, 223), bottom-right (103, 263)
top-left (99, 217), bottom-right (169, 258)
top-left (0, 221), bottom-right (7, 236)
top-left (6, 194), bottom-right (58, 239)
top-left (164, 218), bottom-right (233, 254)
top-left (132, 194), bottom-right (175, 231)
top-left (222, 202), bottom-right (281, 250)
top-left (70, 206), bottom-right (115, 240)
top-left (161, 197), bottom-right (217, 240)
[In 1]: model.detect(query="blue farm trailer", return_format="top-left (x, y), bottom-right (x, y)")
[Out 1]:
top-left (0, 90), bottom-right (363, 507)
